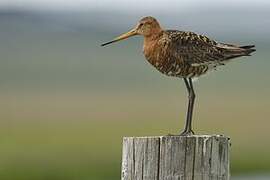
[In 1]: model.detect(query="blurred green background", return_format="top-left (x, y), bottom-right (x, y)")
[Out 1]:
top-left (1, 0), bottom-right (270, 179)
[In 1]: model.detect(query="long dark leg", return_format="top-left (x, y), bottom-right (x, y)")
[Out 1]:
top-left (180, 78), bottom-right (196, 136)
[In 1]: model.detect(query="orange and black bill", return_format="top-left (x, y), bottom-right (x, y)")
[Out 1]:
top-left (101, 28), bottom-right (137, 46)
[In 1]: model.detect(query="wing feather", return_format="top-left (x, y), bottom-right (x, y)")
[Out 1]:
top-left (164, 30), bottom-right (227, 66)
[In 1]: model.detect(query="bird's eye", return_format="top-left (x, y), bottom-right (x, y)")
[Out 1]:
top-left (139, 23), bottom-right (143, 27)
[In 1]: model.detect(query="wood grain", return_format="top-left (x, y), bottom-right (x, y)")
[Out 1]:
top-left (121, 135), bottom-right (230, 180)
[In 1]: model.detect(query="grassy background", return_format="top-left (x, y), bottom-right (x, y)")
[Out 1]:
top-left (1, 90), bottom-right (270, 179)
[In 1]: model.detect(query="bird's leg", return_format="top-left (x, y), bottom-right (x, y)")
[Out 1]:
top-left (187, 78), bottom-right (196, 133)
top-left (180, 78), bottom-right (196, 136)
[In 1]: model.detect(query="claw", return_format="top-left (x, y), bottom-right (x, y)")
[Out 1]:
top-left (166, 129), bottom-right (195, 136)
top-left (179, 129), bottom-right (195, 136)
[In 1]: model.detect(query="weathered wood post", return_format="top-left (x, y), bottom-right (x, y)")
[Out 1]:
top-left (121, 135), bottom-right (230, 180)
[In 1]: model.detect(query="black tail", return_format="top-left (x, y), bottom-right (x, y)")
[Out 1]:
top-left (219, 43), bottom-right (256, 60)
top-left (239, 45), bottom-right (256, 55)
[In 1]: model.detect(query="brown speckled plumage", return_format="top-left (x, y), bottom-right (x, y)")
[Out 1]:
top-left (143, 29), bottom-right (255, 78)
top-left (101, 16), bottom-right (256, 135)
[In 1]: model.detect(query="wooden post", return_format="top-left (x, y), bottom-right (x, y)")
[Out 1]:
top-left (121, 135), bottom-right (230, 180)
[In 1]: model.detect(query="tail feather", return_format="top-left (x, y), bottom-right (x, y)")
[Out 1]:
top-left (239, 45), bottom-right (255, 49)
top-left (217, 43), bottom-right (256, 60)
top-left (239, 45), bottom-right (256, 55)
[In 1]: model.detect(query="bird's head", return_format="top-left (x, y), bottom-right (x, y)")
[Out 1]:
top-left (136, 16), bottom-right (162, 37)
top-left (101, 16), bottom-right (162, 46)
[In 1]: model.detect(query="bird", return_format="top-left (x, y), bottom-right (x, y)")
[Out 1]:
top-left (101, 16), bottom-right (256, 136)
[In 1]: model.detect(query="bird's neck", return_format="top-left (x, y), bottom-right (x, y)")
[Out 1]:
top-left (143, 37), bottom-right (157, 56)
top-left (143, 30), bottom-right (163, 49)
top-left (143, 30), bottom-right (164, 63)
top-left (144, 29), bottom-right (163, 42)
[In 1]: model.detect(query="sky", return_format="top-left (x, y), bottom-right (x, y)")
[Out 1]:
top-left (1, 0), bottom-right (269, 11)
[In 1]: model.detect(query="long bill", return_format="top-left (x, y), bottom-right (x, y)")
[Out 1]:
top-left (101, 28), bottom-right (137, 46)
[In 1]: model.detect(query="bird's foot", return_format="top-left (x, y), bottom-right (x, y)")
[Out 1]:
top-left (179, 129), bottom-right (195, 136)
top-left (166, 129), bottom-right (195, 136)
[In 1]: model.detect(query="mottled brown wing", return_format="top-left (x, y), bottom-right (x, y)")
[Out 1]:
top-left (166, 30), bottom-right (226, 66)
